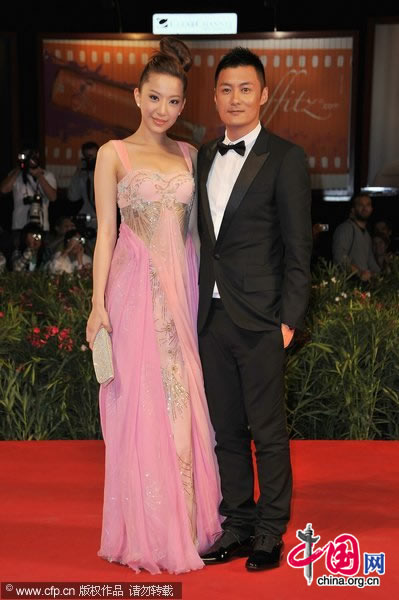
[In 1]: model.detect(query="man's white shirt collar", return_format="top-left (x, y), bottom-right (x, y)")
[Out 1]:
top-left (223, 122), bottom-right (262, 149)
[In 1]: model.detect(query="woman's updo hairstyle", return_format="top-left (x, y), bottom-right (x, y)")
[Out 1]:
top-left (138, 37), bottom-right (192, 95)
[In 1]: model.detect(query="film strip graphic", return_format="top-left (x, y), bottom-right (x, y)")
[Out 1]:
top-left (43, 38), bottom-right (353, 189)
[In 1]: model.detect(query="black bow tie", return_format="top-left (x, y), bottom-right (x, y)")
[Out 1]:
top-left (217, 140), bottom-right (246, 157)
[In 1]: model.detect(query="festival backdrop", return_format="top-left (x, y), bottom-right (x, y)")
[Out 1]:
top-left (41, 36), bottom-right (354, 190)
top-left (367, 23), bottom-right (399, 188)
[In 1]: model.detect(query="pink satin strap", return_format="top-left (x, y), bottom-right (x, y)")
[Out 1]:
top-left (177, 141), bottom-right (193, 173)
top-left (111, 140), bottom-right (132, 174)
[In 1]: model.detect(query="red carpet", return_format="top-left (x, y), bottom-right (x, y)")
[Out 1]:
top-left (0, 441), bottom-right (398, 599)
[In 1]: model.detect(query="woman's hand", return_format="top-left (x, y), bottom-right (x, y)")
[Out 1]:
top-left (86, 304), bottom-right (112, 350)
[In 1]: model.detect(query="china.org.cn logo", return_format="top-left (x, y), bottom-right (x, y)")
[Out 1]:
top-left (287, 523), bottom-right (385, 588)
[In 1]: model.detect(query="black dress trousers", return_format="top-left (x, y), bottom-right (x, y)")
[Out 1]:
top-left (199, 299), bottom-right (292, 539)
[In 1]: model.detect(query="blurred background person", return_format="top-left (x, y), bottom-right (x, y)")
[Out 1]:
top-left (311, 222), bottom-right (330, 267)
top-left (48, 228), bottom-right (92, 275)
top-left (67, 141), bottom-right (99, 255)
top-left (372, 233), bottom-right (393, 273)
top-left (46, 215), bottom-right (76, 256)
top-left (0, 224), bottom-right (14, 270)
top-left (373, 219), bottom-right (398, 254)
top-left (0, 147), bottom-right (57, 248)
top-left (67, 141), bottom-right (99, 227)
top-left (332, 194), bottom-right (380, 281)
top-left (12, 223), bottom-right (49, 272)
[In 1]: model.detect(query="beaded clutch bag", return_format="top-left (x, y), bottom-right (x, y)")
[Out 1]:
top-left (92, 327), bottom-right (114, 385)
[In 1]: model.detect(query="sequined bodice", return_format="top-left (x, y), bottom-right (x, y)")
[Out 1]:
top-left (117, 169), bottom-right (195, 246)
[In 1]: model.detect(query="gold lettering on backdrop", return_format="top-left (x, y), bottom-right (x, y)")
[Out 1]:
top-left (261, 69), bottom-right (340, 124)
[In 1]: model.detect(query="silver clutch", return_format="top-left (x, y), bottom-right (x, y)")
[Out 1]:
top-left (92, 327), bottom-right (114, 385)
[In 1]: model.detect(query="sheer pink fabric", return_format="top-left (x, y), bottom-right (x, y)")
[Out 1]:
top-left (98, 140), bottom-right (221, 574)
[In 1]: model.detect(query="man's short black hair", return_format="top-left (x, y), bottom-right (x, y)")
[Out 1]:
top-left (215, 47), bottom-right (266, 88)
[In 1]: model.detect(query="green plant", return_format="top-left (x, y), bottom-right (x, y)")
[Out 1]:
top-left (1, 260), bottom-right (398, 440)
top-left (286, 260), bottom-right (399, 439)
top-left (0, 272), bottom-right (100, 439)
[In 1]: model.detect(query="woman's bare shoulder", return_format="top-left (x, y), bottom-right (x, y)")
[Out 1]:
top-left (98, 140), bottom-right (117, 155)
top-left (96, 140), bottom-right (121, 165)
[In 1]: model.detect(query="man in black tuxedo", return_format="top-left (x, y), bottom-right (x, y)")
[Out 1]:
top-left (198, 48), bottom-right (312, 571)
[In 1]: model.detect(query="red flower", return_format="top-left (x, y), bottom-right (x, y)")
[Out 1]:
top-left (0, 311), bottom-right (4, 318)
top-left (58, 328), bottom-right (71, 341)
top-left (33, 327), bottom-right (40, 334)
top-left (58, 339), bottom-right (73, 351)
top-left (44, 325), bottom-right (59, 336)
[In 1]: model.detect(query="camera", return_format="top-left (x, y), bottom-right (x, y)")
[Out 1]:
top-left (23, 192), bottom-right (43, 225)
top-left (18, 149), bottom-right (40, 183)
top-left (73, 235), bottom-right (86, 246)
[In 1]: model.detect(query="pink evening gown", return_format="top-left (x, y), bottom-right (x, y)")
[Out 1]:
top-left (97, 140), bottom-right (221, 574)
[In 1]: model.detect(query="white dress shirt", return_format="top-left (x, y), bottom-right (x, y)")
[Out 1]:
top-left (49, 251), bottom-right (92, 275)
top-left (207, 122), bottom-right (262, 298)
top-left (12, 170), bottom-right (57, 231)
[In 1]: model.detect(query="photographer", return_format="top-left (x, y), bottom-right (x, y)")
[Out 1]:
top-left (46, 215), bottom-right (76, 256)
top-left (12, 223), bottom-right (50, 272)
top-left (67, 141), bottom-right (99, 227)
top-left (0, 147), bottom-right (57, 247)
top-left (48, 229), bottom-right (92, 275)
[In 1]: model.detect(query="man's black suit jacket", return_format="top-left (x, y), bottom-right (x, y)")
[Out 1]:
top-left (197, 127), bottom-right (313, 333)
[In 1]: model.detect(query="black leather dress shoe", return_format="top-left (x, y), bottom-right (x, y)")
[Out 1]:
top-left (245, 538), bottom-right (283, 571)
top-left (201, 531), bottom-right (253, 564)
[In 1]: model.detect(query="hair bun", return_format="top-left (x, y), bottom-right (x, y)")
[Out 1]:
top-left (159, 37), bottom-right (192, 73)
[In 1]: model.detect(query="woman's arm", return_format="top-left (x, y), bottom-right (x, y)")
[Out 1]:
top-left (86, 142), bottom-right (118, 348)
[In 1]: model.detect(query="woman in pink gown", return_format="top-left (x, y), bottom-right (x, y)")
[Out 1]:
top-left (86, 38), bottom-right (221, 574)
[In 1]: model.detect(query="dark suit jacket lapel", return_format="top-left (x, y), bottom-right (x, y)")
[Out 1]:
top-left (215, 128), bottom-right (270, 250)
top-left (199, 138), bottom-right (221, 246)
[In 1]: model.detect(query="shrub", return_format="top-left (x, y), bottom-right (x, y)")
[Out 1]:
top-left (1, 260), bottom-right (398, 440)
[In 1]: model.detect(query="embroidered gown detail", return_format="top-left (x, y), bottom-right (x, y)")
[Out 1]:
top-left (97, 140), bottom-right (221, 574)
